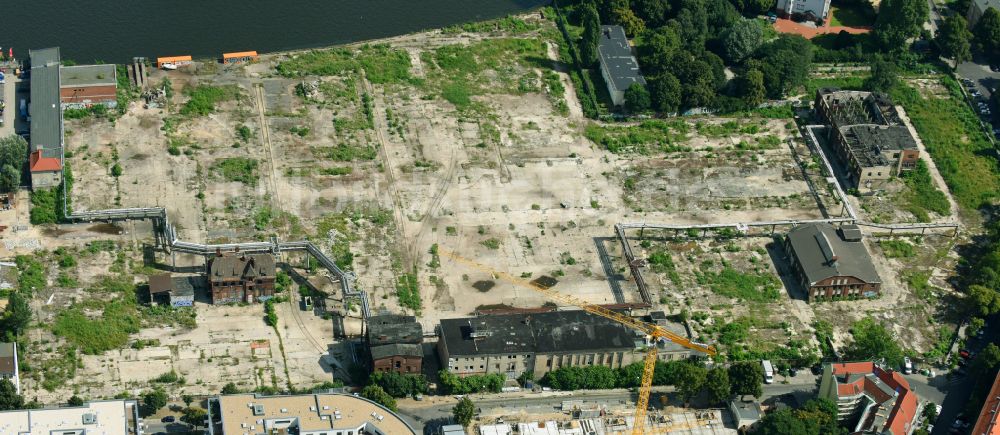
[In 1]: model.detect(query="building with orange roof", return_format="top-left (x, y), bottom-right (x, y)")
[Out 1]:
top-left (222, 51), bottom-right (258, 64)
top-left (156, 55), bottom-right (192, 68)
top-left (818, 361), bottom-right (920, 434)
top-left (972, 371), bottom-right (1000, 435)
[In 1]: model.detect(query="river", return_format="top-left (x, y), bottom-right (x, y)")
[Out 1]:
top-left (2, 0), bottom-right (547, 64)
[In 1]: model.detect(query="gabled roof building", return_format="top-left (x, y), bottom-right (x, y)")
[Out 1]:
top-left (785, 223), bottom-right (881, 302)
top-left (818, 362), bottom-right (919, 435)
top-left (207, 253), bottom-right (276, 304)
top-left (597, 25), bottom-right (646, 107)
top-left (29, 47), bottom-right (64, 189)
top-left (0, 342), bottom-right (18, 394)
top-left (367, 314), bottom-right (424, 374)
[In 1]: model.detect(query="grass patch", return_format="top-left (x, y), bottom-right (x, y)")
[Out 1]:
top-left (53, 298), bottom-right (140, 355)
top-left (277, 44), bottom-right (412, 84)
top-left (584, 120), bottom-right (691, 154)
top-left (804, 75), bottom-right (866, 97)
top-left (312, 144), bottom-right (377, 162)
top-left (481, 238), bottom-right (501, 249)
top-left (879, 239), bottom-right (916, 258)
top-left (900, 160), bottom-right (951, 222)
top-left (442, 82), bottom-right (472, 109)
top-left (695, 266), bottom-right (781, 302)
top-left (442, 15), bottom-right (540, 34)
top-left (213, 157), bottom-right (259, 186)
top-left (891, 78), bottom-right (1000, 211)
top-left (396, 273), bottom-right (421, 312)
top-left (180, 85), bottom-right (238, 116)
top-left (828, 4), bottom-right (876, 27)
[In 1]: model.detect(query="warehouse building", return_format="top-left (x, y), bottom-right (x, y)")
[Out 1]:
top-left (367, 314), bottom-right (423, 374)
top-left (785, 223), bottom-right (881, 302)
top-left (60, 64), bottom-right (118, 108)
top-left (815, 88), bottom-right (920, 191)
top-left (28, 47), bottom-right (64, 189)
top-left (438, 310), bottom-right (698, 379)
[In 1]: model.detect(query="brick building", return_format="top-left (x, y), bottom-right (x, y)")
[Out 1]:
top-left (786, 223), bottom-right (882, 302)
top-left (60, 64), bottom-right (118, 108)
top-left (815, 89), bottom-right (920, 191)
top-left (367, 314), bottom-right (423, 374)
top-left (437, 310), bottom-right (701, 379)
top-left (207, 253), bottom-right (276, 304)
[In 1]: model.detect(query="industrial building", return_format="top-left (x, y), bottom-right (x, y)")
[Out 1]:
top-left (208, 253), bottom-right (276, 304)
top-left (814, 89), bottom-right (920, 191)
top-left (0, 342), bottom-right (18, 394)
top-left (148, 273), bottom-right (198, 307)
top-left (785, 223), bottom-right (882, 302)
top-left (223, 51), bottom-right (259, 64)
top-left (207, 393), bottom-right (416, 435)
top-left (818, 362), bottom-right (919, 435)
top-left (60, 64), bottom-right (118, 108)
top-left (367, 314), bottom-right (423, 374)
top-left (28, 47), bottom-right (64, 189)
top-left (596, 26), bottom-right (646, 107)
top-left (0, 399), bottom-right (141, 435)
top-left (156, 55), bottom-right (193, 69)
top-left (437, 310), bottom-right (699, 379)
top-left (776, 0), bottom-right (832, 23)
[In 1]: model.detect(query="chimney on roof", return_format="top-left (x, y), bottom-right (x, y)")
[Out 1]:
top-left (216, 248), bottom-right (222, 257)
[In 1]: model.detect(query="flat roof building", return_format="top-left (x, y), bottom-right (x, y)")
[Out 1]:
top-left (60, 64), bottom-right (118, 108)
top-left (438, 310), bottom-right (699, 379)
top-left (156, 55), bottom-right (193, 68)
top-left (818, 362), bottom-right (919, 435)
top-left (597, 25), bottom-right (646, 107)
top-left (149, 273), bottom-right (197, 307)
top-left (815, 88), bottom-right (921, 191)
top-left (208, 393), bottom-right (416, 435)
top-left (785, 223), bottom-right (881, 302)
top-left (0, 399), bottom-right (140, 435)
top-left (223, 51), bottom-right (259, 64)
top-left (0, 342), bottom-right (18, 394)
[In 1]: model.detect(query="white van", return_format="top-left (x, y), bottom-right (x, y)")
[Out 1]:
top-left (762, 360), bottom-right (774, 384)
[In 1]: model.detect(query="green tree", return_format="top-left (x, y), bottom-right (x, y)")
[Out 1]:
top-left (0, 135), bottom-right (27, 193)
top-left (971, 343), bottom-right (1000, 379)
top-left (453, 396), bottom-right (476, 427)
top-left (739, 68), bottom-right (766, 107)
top-left (754, 408), bottom-right (809, 434)
top-left (368, 372), bottom-right (429, 398)
top-left (612, 6), bottom-right (646, 36)
top-left (634, 0), bottom-right (672, 27)
top-left (975, 8), bottom-right (1000, 59)
top-left (873, 0), bottom-right (929, 51)
top-left (674, 363), bottom-right (707, 404)
top-left (110, 163), bottom-right (123, 177)
top-left (361, 385), bottom-right (398, 411)
top-left (967, 284), bottom-right (1000, 316)
top-left (181, 406), bottom-right (207, 426)
top-left (2, 292), bottom-right (31, 338)
top-left (638, 26), bottom-right (681, 76)
top-left (937, 14), bottom-right (973, 68)
top-left (182, 394), bottom-right (194, 407)
top-left (704, 367), bottom-right (730, 404)
top-left (624, 83), bottom-right (652, 113)
top-left (720, 19), bottom-right (764, 63)
top-left (673, 0), bottom-right (709, 51)
top-left (142, 388), bottom-right (168, 415)
top-left (865, 56), bottom-right (899, 93)
top-left (844, 317), bottom-right (905, 367)
top-left (579, 4), bottom-right (602, 67)
top-left (517, 370), bottom-right (535, 386)
top-left (68, 395), bottom-right (85, 406)
top-left (0, 379), bottom-right (24, 411)
top-left (728, 362), bottom-right (763, 399)
top-left (752, 35), bottom-right (814, 98)
top-left (221, 382), bottom-right (240, 394)
top-left (649, 73), bottom-right (682, 113)
top-left (753, 398), bottom-right (844, 435)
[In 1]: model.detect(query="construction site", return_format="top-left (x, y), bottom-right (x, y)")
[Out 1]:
top-left (0, 13), bottom-right (965, 434)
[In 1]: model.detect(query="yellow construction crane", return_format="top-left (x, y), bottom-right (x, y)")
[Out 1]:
top-left (438, 249), bottom-right (716, 435)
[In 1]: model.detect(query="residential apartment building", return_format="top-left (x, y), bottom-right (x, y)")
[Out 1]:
top-left (0, 342), bottom-right (18, 394)
top-left (786, 223), bottom-right (882, 302)
top-left (207, 393), bottom-right (416, 435)
top-left (815, 89), bottom-right (920, 191)
top-left (437, 310), bottom-right (699, 379)
top-left (208, 253), bottom-right (276, 304)
top-left (776, 0), bottom-right (832, 23)
top-left (818, 362), bottom-right (919, 435)
top-left (972, 370), bottom-right (1000, 435)
top-left (597, 25), bottom-right (646, 107)
top-left (0, 399), bottom-right (140, 435)
top-left (367, 314), bottom-right (423, 374)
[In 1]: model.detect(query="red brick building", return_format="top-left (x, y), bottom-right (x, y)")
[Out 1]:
top-left (786, 223), bottom-right (882, 302)
top-left (208, 253), bottom-right (276, 304)
top-left (59, 64), bottom-right (118, 108)
top-left (367, 314), bottom-right (423, 374)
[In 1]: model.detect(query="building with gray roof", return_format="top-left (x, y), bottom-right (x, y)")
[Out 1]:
top-left (60, 64), bottom-right (118, 108)
top-left (367, 313), bottom-right (424, 374)
top-left (207, 253), bottom-right (276, 304)
top-left (28, 47), bottom-right (64, 189)
top-left (0, 342), bottom-right (18, 394)
top-left (785, 223), bottom-right (881, 302)
top-left (437, 310), bottom-right (699, 378)
top-left (968, 0), bottom-right (1000, 26)
top-left (597, 25), bottom-right (646, 107)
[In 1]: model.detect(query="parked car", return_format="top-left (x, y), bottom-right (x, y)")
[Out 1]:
top-left (161, 416), bottom-right (175, 423)
top-left (903, 357), bottom-right (913, 374)
top-left (990, 64), bottom-right (1000, 72)
top-left (959, 349), bottom-right (971, 359)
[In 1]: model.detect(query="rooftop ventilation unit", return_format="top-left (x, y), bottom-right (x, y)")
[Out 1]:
top-left (252, 404), bottom-right (264, 416)
top-left (82, 413), bottom-right (97, 424)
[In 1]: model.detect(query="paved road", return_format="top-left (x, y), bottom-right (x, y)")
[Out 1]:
top-left (931, 316), bottom-right (1000, 434)
top-left (957, 62), bottom-right (1000, 100)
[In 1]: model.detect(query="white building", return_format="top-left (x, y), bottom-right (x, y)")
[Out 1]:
top-left (776, 0), bottom-right (832, 23)
top-left (0, 399), bottom-right (141, 435)
top-left (0, 342), bottom-right (18, 394)
top-left (597, 25), bottom-right (646, 107)
top-left (209, 393), bottom-right (417, 435)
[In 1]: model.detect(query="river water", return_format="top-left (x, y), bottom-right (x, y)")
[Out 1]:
top-left (3, 0), bottom-right (546, 63)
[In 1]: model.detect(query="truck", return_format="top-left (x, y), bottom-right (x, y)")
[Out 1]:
top-left (762, 360), bottom-right (774, 384)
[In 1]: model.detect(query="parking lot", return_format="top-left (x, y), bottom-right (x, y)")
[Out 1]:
top-left (958, 73), bottom-right (1000, 140)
